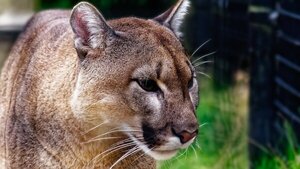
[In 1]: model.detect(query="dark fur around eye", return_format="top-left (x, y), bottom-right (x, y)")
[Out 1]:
top-left (188, 78), bottom-right (194, 89)
top-left (137, 79), bottom-right (160, 92)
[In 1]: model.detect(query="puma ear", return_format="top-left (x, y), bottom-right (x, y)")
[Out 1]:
top-left (70, 2), bottom-right (113, 53)
top-left (153, 0), bottom-right (190, 38)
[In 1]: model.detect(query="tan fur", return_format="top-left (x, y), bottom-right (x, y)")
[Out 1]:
top-left (0, 1), bottom-right (198, 168)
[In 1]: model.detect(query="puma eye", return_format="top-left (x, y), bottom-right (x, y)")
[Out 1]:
top-left (188, 78), bottom-right (194, 89)
top-left (137, 79), bottom-right (160, 92)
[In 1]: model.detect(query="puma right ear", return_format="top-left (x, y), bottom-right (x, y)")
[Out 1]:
top-left (70, 2), bottom-right (114, 58)
top-left (153, 0), bottom-right (190, 39)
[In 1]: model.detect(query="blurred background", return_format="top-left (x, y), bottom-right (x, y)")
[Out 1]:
top-left (0, 0), bottom-right (299, 168)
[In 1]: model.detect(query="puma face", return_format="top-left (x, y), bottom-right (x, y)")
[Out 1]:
top-left (124, 57), bottom-right (199, 160)
top-left (70, 0), bottom-right (199, 160)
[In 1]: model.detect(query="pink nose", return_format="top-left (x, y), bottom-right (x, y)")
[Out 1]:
top-left (177, 130), bottom-right (198, 144)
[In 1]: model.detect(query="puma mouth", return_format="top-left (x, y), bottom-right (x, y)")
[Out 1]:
top-left (129, 135), bottom-right (179, 160)
top-left (123, 125), bottom-right (196, 160)
top-left (124, 130), bottom-right (179, 160)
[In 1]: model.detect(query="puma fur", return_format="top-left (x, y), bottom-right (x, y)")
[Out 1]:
top-left (0, 0), bottom-right (199, 168)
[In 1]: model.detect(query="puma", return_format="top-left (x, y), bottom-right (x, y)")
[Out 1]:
top-left (0, 0), bottom-right (199, 168)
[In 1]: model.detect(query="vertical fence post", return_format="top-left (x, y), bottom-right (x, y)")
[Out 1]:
top-left (249, 0), bottom-right (276, 165)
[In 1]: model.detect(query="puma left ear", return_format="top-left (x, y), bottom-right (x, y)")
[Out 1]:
top-left (153, 0), bottom-right (190, 38)
top-left (70, 2), bottom-right (114, 54)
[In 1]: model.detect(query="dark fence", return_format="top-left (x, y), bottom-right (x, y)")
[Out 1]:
top-left (212, 0), bottom-right (300, 164)
top-left (247, 0), bottom-right (300, 163)
top-left (274, 1), bottom-right (300, 142)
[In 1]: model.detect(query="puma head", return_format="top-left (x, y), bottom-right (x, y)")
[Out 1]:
top-left (70, 0), bottom-right (199, 160)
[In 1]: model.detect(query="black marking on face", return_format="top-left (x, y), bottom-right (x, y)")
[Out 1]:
top-left (142, 122), bottom-right (156, 147)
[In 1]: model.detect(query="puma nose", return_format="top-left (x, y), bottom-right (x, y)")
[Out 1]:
top-left (173, 129), bottom-right (198, 144)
